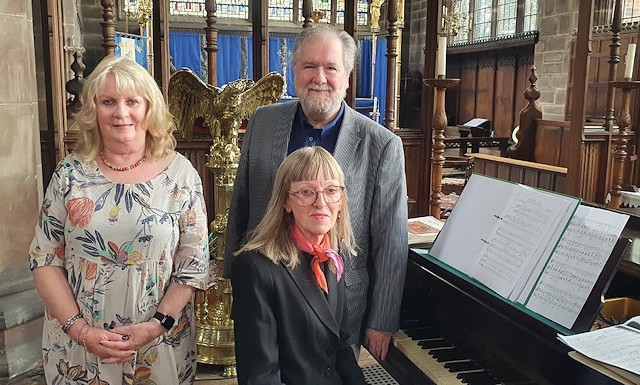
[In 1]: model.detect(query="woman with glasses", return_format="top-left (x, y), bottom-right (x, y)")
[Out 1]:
top-left (231, 146), bottom-right (366, 385)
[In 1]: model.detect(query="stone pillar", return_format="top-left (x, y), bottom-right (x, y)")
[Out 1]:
top-left (408, 0), bottom-right (429, 75)
top-left (534, 0), bottom-right (580, 120)
top-left (0, 1), bottom-right (45, 381)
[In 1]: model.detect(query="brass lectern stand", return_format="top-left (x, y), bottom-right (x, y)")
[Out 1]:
top-left (167, 70), bottom-right (284, 377)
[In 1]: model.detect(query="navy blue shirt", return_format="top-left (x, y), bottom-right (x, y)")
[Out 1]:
top-left (287, 102), bottom-right (345, 155)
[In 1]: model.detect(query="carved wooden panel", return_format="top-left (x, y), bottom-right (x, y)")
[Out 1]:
top-left (578, 139), bottom-right (606, 202)
top-left (458, 59), bottom-right (478, 124)
top-left (494, 56), bottom-right (517, 138)
top-left (533, 120), bottom-right (571, 167)
top-left (398, 132), bottom-right (427, 215)
top-left (476, 57), bottom-right (496, 128)
top-left (448, 42), bottom-right (535, 137)
top-left (569, 30), bottom-right (638, 123)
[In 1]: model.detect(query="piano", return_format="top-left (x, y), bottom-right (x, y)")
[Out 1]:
top-left (381, 208), bottom-right (640, 385)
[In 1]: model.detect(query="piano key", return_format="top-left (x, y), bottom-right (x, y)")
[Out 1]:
top-left (419, 338), bottom-right (452, 349)
top-left (430, 348), bottom-right (468, 362)
top-left (393, 331), bottom-right (488, 385)
top-left (394, 331), bottom-right (464, 384)
top-left (456, 370), bottom-right (500, 384)
top-left (445, 361), bottom-right (482, 372)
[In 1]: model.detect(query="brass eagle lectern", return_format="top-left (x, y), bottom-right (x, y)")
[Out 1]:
top-left (168, 69), bottom-right (284, 376)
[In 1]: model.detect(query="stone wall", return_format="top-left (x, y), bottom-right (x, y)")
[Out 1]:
top-left (407, 0), bottom-right (429, 76)
top-left (534, 0), bottom-right (580, 120)
top-left (0, 1), bottom-right (45, 380)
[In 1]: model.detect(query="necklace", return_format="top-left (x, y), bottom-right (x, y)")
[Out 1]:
top-left (100, 153), bottom-right (147, 171)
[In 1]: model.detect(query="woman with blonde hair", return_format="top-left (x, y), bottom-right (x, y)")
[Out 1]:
top-left (232, 146), bottom-right (365, 385)
top-left (29, 56), bottom-right (209, 384)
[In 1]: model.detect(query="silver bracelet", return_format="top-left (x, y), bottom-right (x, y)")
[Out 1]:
top-left (61, 314), bottom-right (83, 334)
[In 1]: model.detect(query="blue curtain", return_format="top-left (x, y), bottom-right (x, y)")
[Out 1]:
top-left (217, 34), bottom-right (243, 85)
top-left (359, 37), bottom-right (387, 124)
top-left (359, 37), bottom-right (373, 97)
top-left (269, 37), bottom-right (281, 73)
top-left (169, 32), bottom-right (201, 76)
top-left (373, 38), bottom-right (387, 125)
top-left (168, 31), bottom-right (387, 121)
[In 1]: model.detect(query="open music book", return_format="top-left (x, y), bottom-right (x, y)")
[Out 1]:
top-left (429, 174), bottom-right (629, 329)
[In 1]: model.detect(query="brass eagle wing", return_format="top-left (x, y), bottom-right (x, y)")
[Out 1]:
top-left (235, 72), bottom-right (285, 121)
top-left (168, 69), bottom-right (222, 141)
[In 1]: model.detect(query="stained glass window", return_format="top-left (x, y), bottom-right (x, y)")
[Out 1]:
top-left (216, 0), bottom-right (249, 19)
top-left (169, 1), bottom-right (206, 17)
top-left (269, 0), bottom-right (294, 22)
top-left (335, 0), bottom-right (369, 26)
top-left (170, 0), bottom-right (369, 26)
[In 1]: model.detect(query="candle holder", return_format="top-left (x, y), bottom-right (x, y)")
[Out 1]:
top-left (608, 79), bottom-right (640, 208)
top-left (424, 77), bottom-right (460, 219)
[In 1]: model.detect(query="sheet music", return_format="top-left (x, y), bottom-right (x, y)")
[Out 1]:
top-left (467, 184), bottom-right (578, 299)
top-left (525, 205), bottom-right (629, 328)
top-left (430, 174), bottom-right (515, 272)
top-left (558, 316), bottom-right (640, 375)
top-left (510, 186), bottom-right (579, 300)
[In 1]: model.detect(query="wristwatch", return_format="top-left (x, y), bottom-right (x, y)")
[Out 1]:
top-left (152, 312), bottom-right (175, 330)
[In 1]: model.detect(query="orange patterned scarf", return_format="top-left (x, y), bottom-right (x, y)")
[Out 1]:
top-left (291, 224), bottom-right (344, 293)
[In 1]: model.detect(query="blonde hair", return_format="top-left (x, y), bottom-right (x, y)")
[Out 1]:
top-left (237, 147), bottom-right (357, 269)
top-left (73, 55), bottom-right (176, 161)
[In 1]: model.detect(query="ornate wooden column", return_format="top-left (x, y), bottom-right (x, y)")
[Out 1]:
top-left (302, 0), bottom-right (313, 28)
top-left (566, 0), bottom-right (595, 198)
top-left (155, 0), bottom-right (171, 96)
top-left (425, 78), bottom-right (459, 219)
top-left (384, 0), bottom-right (398, 131)
top-left (205, 0), bottom-right (219, 86)
top-left (100, 0), bottom-right (116, 56)
top-left (603, 0), bottom-right (622, 131)
top-left (609, 80), bottom-right (640, 208)
top-left (251, 0), bottom-right (269, 79)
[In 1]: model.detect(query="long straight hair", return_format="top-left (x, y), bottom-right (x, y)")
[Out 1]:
top-left (236, 147), bottom-right (357, 269)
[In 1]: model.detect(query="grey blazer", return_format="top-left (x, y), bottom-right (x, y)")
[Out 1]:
top-left (224, 100), bottom-right (408, 343)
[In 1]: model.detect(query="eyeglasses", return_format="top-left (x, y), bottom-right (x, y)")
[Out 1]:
top-left (288, 186), bottom-right (345, 206)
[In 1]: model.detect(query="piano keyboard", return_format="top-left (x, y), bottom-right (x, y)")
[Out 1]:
top-left (393, 328), bottom-right (503, 385)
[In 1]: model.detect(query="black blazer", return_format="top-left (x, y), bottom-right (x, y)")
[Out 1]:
top-left (231, 250), bottom-right (366, 385)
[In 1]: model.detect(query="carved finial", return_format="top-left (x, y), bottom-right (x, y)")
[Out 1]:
top-left (65, 51), bottom-right (86, 118)
top-left (524, 66), bottom-right (540, 104)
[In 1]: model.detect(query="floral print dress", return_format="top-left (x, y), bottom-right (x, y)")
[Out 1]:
top-left (29, 153), bottom-right (209, 385)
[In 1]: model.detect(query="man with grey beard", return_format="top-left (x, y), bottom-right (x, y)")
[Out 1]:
top-left (224, 25), bottom-right (408, 363)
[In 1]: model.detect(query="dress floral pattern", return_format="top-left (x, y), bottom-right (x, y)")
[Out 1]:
top-left (29, 153), bottom-right (209, 385)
